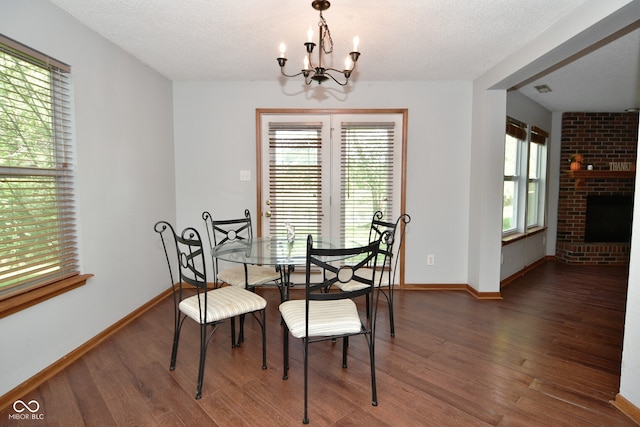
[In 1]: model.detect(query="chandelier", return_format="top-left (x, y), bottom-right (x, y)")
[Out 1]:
top-left (277, 0), bottom-right (361, 86)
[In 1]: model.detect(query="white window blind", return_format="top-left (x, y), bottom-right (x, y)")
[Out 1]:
top-left (340, 122), bottom-right (395, 244)
top-left (0, 36), bottom-right (79, 297)
top-left (267, 122), bottom-right (324, 238)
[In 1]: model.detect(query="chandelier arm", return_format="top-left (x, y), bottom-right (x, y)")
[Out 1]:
top-left (324, 71), bottom-right (349, 86)
top-left (279, 68), bottom-right (306, 79)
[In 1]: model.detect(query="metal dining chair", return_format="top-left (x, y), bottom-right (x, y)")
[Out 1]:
top-left (279, 234), bottom-right (381, 424)
top-left (154, 221), bottom-right (267, 399)
top-left (334, 211), bottom-right (411, 336)
top-left (202, 209), bottom-right (280, 345)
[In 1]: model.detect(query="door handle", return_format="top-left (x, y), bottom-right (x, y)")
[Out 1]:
top-left (265, 211), bottom-right (272, 217)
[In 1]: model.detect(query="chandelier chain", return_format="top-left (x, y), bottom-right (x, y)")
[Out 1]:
top-left (319, 12), bottom-right (333, 54)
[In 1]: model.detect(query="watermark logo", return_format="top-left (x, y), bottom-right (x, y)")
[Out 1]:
top-left (9, 400), bottom-right (44, 420)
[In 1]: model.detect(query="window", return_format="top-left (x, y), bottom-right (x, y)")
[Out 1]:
top-left (502, 131), bottom-right (521, 233)
top-left (258, 110), bottom-right (406, 277)
top-left (0, 35), bottom-right (88, 318)
top-left (502, 117), bottom-right (548, 236)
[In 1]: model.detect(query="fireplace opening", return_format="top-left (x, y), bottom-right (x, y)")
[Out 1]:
top-left (585, 195), bottom-right (634, 243)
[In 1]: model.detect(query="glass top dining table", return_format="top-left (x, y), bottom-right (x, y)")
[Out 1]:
top-left (211, 235), bottom-right (358, 301)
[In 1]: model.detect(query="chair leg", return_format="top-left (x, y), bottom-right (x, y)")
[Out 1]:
top-left (195, 323), bottom-right (208, 400)
top-left (303, 337), bottom-right (309, 424)
top-left (170, 314), bottom-right (184, 370)
top-left (238, 313), bottom-right (246, 346)
top-left (230, 317), bottom-right (237, 348)
top-left (365, 294), bottom-right (370, 318)
top-left (368, 334), bottom-right (378, 406)
top-left (259, 309), bottom-right (267, 369)
top-left (342, 336), bottom-right (349, 368)
top-left (388, 283), bottom-right (395, 337)
top-left (282, 323), bottom-right (289, 380)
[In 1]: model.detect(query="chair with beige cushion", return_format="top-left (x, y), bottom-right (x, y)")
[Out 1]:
top-left (202, 210), bottom-right (280, 345)
top-left (334, 211), bottom-right (411, 336)
top-left (279, 234), bottom-right (381, 424)
top-left (154, 221), bottom-right (267, 399)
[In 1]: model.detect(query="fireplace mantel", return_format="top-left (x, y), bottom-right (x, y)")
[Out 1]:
top-left (565, 169), bottom-right (635, 189)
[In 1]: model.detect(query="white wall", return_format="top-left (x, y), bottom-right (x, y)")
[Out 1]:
top-left (172, 80), bottom-right (473, 286)
top-left (620, 119), bottom-right (640, 406)
top-left (0, 0), bottom-right (175, 396)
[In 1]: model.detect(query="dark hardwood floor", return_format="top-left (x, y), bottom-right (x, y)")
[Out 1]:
top-left (1, 261), bottom-right (636, 426)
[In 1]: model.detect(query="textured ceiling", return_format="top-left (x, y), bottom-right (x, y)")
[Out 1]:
top-left (519, 26), bottom-right (640, 112)
top-left (47, 0), bottom-right (639, 112)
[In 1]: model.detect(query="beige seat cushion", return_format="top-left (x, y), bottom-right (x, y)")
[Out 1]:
top-left (179, 286), bottom-right (267, 324)
top-left (279, 299), bottom-right (362, 338)
top-left (217, 265), bottom-right (280, 288)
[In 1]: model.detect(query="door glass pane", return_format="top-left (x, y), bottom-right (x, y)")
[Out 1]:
top-left (340, 122), bottom-right (395, 245)
top-left (267, 123), bottom-right (323, 238)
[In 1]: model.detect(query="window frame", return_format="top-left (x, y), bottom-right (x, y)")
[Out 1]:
top-left (527, 140), bottom-right (543, 228)
top-left (0, 35), bottom-right (91, 319)
top-left (502, 133), bottom-right (522, 234)
top-left (256, 108), bottom-right (408, 285)
top-left (502, 117), bottom-right (548, 238)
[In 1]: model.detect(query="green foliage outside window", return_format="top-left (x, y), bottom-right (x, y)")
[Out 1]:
top-left (0, 41), bottom-right (77, 295)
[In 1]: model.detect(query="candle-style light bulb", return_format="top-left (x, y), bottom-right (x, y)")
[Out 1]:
top-left (307, 27), bottom-right (314, 43)
top-left (279, 43), bottom-right (286, 58)
top-left (353, 36), bottom-right (360, 52)
top-left (304, 56), bottom-right (310, 70)
top-left (345, 57), bottom-right (353, 70)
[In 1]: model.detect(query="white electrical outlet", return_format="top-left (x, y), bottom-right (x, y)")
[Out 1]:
top-left (239, 170), bottom-right (251, 181)
top-left (427, 254), bottom-right (435, 266)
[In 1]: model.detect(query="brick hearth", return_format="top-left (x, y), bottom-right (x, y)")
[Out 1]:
top-left (557, 112), bottom-right (638, 265)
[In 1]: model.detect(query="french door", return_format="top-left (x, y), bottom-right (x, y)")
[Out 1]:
top-left (257, 110), bottom-right (405, 249)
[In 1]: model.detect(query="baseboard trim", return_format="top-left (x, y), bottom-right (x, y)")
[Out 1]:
top-left (0, 288), bottom-right (173, 412)
top-left (465, 285), bottom-right (503, 300)
top-left (403, 283), bottom-right (468, 291)
top-left (612, 393), bottom-right (640, 425)
top-left (500, 257), bottom-right (551, 288)
top-left (403, 283), bottom-right (502, 300)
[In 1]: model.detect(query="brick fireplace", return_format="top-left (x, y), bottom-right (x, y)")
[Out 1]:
top-left (557, 112), bottom-right (639, 264)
